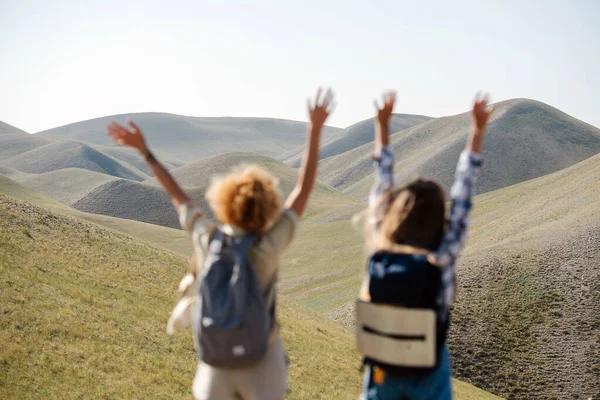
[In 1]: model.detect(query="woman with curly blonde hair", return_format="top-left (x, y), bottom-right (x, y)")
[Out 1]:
top-left (107, 88), bottom-right (335, 400)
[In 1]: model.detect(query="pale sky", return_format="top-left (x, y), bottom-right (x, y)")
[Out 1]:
top-left (1, 0), bottom-right (598, 132)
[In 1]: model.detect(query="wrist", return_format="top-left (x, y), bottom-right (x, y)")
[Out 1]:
top-left (140, 148), bottom-right (156, 162)
top-left (310, 123), bottom-right (324, 134)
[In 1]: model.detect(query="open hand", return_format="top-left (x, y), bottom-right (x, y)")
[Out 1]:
top-left (106, 120), bottom-right (148, 153)
top-left (308, 88), bottom-right (335, 129)
top-left (468, 93), bottom-right (494, 153)
top-left (374, 91), bottom-right (396, 127)
top-left (472, 94), bottom-right (494, 132)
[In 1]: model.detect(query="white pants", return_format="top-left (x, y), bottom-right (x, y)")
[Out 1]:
top-left (192, 337), bottom-right (288, 400)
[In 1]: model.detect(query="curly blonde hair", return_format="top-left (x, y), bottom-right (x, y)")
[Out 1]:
top-left (206, 164), bottom-right (282, 234)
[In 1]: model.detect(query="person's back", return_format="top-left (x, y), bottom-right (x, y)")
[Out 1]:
top-left (106, 88), bottom-right (335, 400)
top-left (356, 91), bottom-right (493, 400)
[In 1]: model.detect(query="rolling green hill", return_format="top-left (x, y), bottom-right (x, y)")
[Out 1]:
top-left (0, 174), bottom-right (192, 256)
top-left (319, 99), bottom-right (600, 200)
top-left (0, 194), bottom-right (500, 400)
top-left (37, 113), bottom-right (343, 162)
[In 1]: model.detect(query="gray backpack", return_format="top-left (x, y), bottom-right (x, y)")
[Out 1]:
top-left (193, 228), bottom-right (275, 368)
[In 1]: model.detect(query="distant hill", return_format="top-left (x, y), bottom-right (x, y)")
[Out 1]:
top-left (0, 132), bottom-right (58, 160)
top-left (14, 168), bottom-right (119, 204)
top-left (37, 113), bottom-right (344, 162)
top-left (71, 153), bottom-right (358, 229)
top-left (1, 140), bottom-right (149, 181)
top-left (0, 165), bottom-right (28, 179)
top-left (319, 99), bottom-right (600, 200)
top-left (0, 120), bottom-right (28, 135)
top-left (70, 178), bottom-right (193, 229)
top-left (282, 113), bottom-right (431, 167)
top-left (149, 152), bottom-right (361, 221)
top-left (94, 146), bottom-right (181, 175)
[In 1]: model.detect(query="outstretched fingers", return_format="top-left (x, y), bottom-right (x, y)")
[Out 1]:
top-left (308, 87), bottom-right (335, 126)
top-left (324, 88), bottom-right (333, 104)
top-left (375, 90), bottom-right (396, 113)
top-left (127, 119), bottom-right (141, 133)
top-left (314, 87), bottom-right (323, 107)
top-left (474, 93), bottom-right (493, 117)
top-left (309, 87), bottom-right (335, 111)
top-left (386, 91), bottom-right (396, 108)
top-left (107, 122), bottom-right (126, 139)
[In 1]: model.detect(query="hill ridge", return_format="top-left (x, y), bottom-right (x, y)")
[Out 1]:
top-left (283, 113), bottom-right (432, 167)
top-left (36, 113), bottom-right (344, 162)
top-left (0, 120), bottom-right (28, 135)
top-left (319, 97), bottom-right (600, 200)
top-left (1, 140), bottom-right (149, 181)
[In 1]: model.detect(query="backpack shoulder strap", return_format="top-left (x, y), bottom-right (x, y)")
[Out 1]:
top-left (264, 272), bottom-right (278, 309)
top-left (229, 233), bottom-right (277, 309)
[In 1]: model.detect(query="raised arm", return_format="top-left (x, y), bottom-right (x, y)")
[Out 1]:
top-left (368, 91), bottom-right (396, 221)
top-left (429, 94), bottom-right (493, 268)
top-left (374, 91), bottom-right (395, 155)
top-left (106, 121), bottom-right (191, 210)
top-left (285, 88), bottom-right (335, 218)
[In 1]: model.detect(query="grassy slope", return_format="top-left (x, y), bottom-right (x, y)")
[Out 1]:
top-left (14, 168), bottom-right (119, 204)
top-left (283, 154), bottom-right (600, 399)
top-left (0, 174), bottom-right (192, 256)
top-left (0, 195), bottom-right (499, 400)
top-left (320, 99), bottom-right (600, 200)
top-left (447, 153), bottom-right (600, 399)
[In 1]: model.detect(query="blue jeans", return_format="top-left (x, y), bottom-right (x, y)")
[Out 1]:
top-left (360, 346), bottom-right (452, 400)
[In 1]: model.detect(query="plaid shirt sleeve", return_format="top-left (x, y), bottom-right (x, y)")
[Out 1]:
top-left (430, 150), bottom-right (483, 308)
top-left (368, 146), bottom-right (395, 227)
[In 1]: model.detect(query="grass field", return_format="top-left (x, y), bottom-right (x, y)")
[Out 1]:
top-left (4, 147), bottom-right (599, 398)
top-left (0, 194), bottom-right (501, 399)
top-left (0, 174), bottom-right (192, 255)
